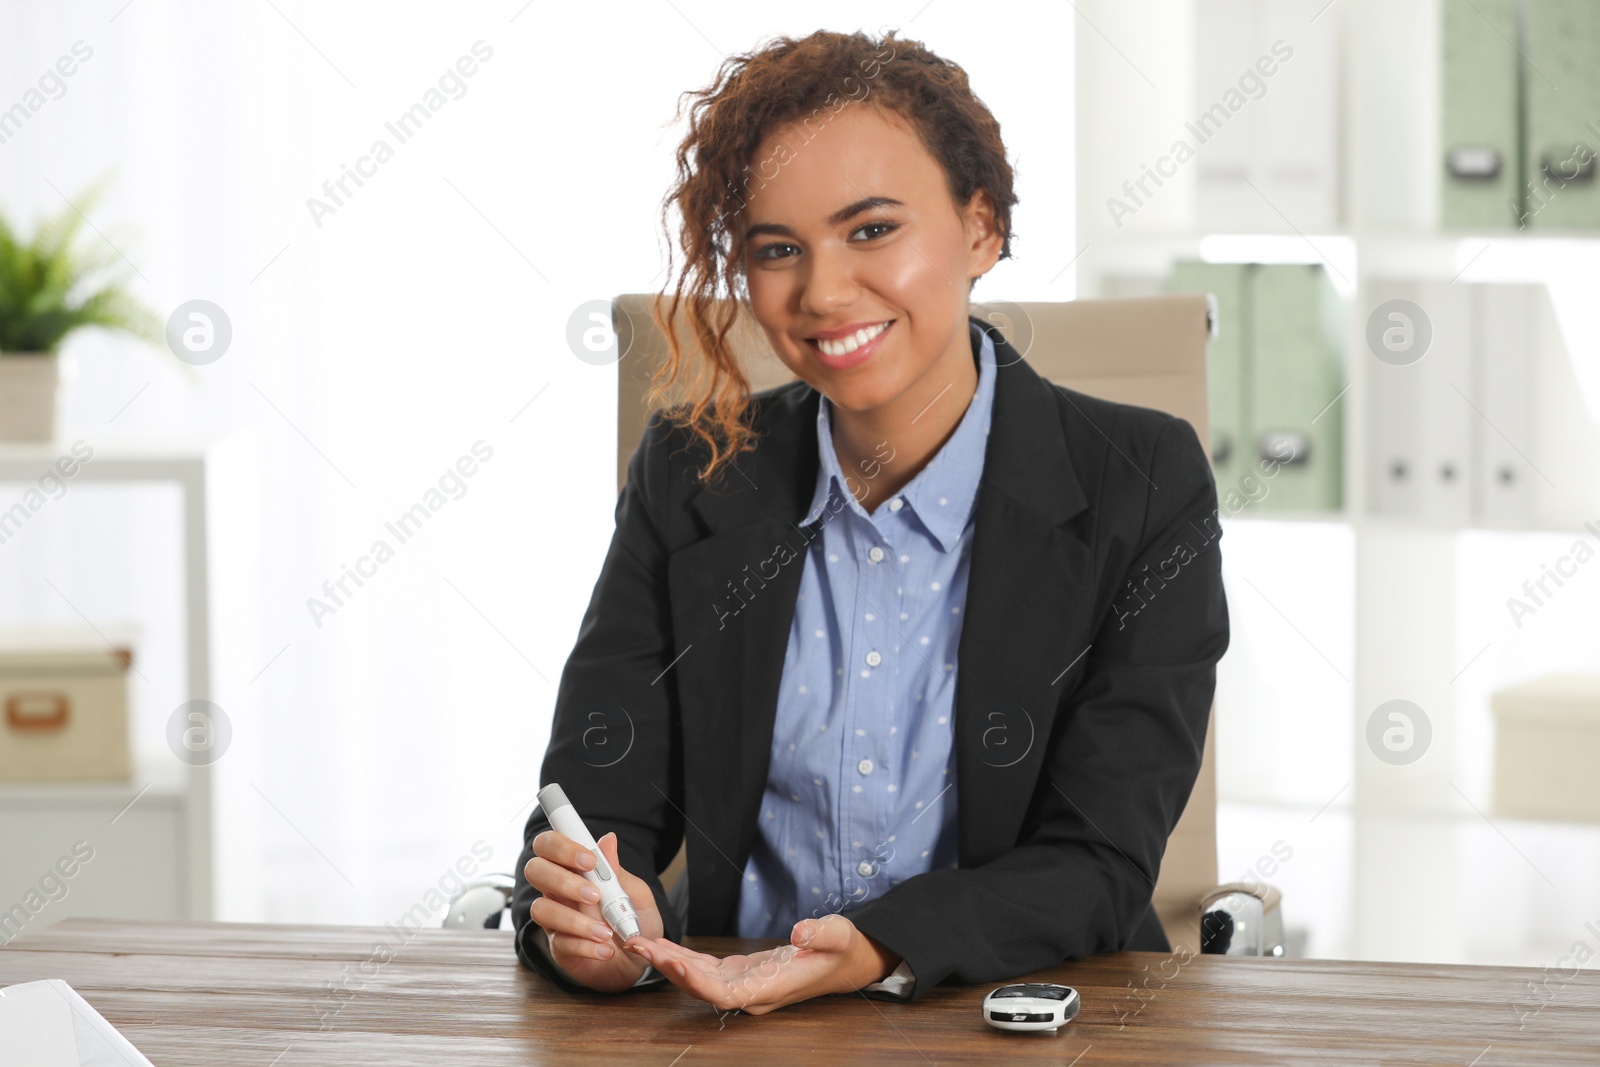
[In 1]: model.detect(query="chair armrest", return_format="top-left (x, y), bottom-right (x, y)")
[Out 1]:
top-left (1198, 882), bottom-right (1284, 957)
top-left (444, 873), bottom-right (516, 930)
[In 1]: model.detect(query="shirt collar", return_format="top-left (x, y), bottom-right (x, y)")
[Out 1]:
top-left (802, 320), bottom-right (997, 551)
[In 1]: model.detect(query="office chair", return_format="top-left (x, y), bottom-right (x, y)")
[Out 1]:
top-left (441, 295), bottom-right (1286, 957)
top-left (610, 292), bottom-right (1284, 958)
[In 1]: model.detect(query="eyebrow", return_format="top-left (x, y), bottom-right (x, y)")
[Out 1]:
top-left (743, 196), bottom-right (905, 241)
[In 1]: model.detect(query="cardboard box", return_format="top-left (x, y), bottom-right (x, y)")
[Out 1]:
top-left (0, 642), bottom-right (132, 782)
top-left (1492, 674), bottom-right (1600, 822)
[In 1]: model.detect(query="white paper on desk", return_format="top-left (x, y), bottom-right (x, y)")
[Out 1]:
top-left (0, 979), bottom-right (154, 1067)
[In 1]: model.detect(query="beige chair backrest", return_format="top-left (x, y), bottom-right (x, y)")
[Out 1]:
top-left (614, 293), bottom-right (1219, 954)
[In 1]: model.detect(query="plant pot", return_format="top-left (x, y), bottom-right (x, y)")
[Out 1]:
top-left (0, 353), bottom-right (60, 442)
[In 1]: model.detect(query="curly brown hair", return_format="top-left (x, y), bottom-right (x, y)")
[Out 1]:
top-left (647, 27), bottom-right (1018, 488)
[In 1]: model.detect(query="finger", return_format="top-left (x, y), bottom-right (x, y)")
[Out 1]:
top-left (549, 929), bottom-right (617, 963)
top-left (654, 951), bottom-right (747, 1010)
top-left (626, 936), bottom-right (709, 967)
top-left (595, 833), bottom-right (653, 908)
top-left (791, 914), bottom-right (851, 954)
top-left (524, 856), bottom-right (602, 907)
top-left (532, 829), bottom-right (597, 873)
top-left (628, 938), bottom-right (723, 982)
top-left (639, 937), bottom-right (795, 979)
top-left (529, 895), bottom-right (618, 946)
top-left (595, 831), bottom-right (627, 873)
top-left (623, 935), bottom-right (675, 969)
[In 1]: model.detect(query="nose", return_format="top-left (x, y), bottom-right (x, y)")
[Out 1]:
top-left (797, 242), bottom-right (859, 318)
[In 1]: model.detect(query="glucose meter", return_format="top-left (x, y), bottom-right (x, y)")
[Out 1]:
top-left (982, 983), bottom-right (1080, 1032)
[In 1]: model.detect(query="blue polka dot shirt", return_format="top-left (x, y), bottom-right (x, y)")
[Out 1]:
top-left (736, 321), bottom-right (997, 940)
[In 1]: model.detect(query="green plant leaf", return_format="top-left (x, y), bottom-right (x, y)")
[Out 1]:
top-left (0, 177), bottom-right (160, 357)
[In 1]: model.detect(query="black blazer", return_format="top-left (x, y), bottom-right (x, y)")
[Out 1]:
top-left (513, 315), bottom-right (1230, 1000)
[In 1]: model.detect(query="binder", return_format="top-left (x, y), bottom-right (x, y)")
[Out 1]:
top-left (1365, 280), bottom-right (1475, 521)
top-left (1363, 281), bottom-right (1427, 518)
top-left (1254, 0), bottom-right (1340, 230)
top-left (1475, 284), bottom-right (1539, 525)
top-left (1168, 261), bottom-right (1247, 495)
top-left (1192, 0), bottom-right (1339, 230)
top-left (1514, 283), bottom-right (1600, 527)
top-left (1365, 280), bottom-right (1429, 518)
top-left (1247, 263), bottom-right (1344, 511)
top-left (1523, 0), bottom-right (1600, 227)
top-left (1411, 282), bottom-right (1476, 522)
top-left (1168, 261), bottom-right (1344, 512)
top-left (1365, 281), bottom-right (1589, 527)
top-left (1439, 0), bottom-right (1523, 228)
top-left (1192, 0), bottom-right (1259, 228)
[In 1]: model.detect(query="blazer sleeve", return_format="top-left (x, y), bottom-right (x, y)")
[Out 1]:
top-left (847, 414), bottom-right (1229, 1000)
top-left (511, 408), bottom-right (688, 991)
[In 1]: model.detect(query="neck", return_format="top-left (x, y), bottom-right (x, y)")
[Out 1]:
top-left (829, 319), bottom-right (979, 514)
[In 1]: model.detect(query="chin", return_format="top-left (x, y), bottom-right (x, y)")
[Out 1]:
top-left (819, 374), bottom-right (907, 415)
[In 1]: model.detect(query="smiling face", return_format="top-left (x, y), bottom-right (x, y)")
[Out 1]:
top-left (737, 102), bottom-right (1002, 422)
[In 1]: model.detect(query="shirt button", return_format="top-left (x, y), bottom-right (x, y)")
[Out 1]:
top-left (888, 497), bottom-right (904, 512)
top-left (857, 758), bottom-right (874, 775)
top-left (867, 546), bottom-right (885, 563)
top-left (865, 650), bottom-right (882, 667)
top-left (857, 860), bottom-right (875, 877)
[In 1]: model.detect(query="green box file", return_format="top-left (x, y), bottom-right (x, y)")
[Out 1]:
top-left (1167, 261), bottom-right (1247, 496)
top-left (1440, 0), bottom-right (1523, 228)
top-left (1166, 262), bottom-right (1345, 513)
top-left (1248, 264), bottom-right (1344, 512)
top-left (1524, 0), bottom-right (1600, 227)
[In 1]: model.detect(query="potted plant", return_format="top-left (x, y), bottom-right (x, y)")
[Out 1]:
top-left (0, 182), bottom-right (162, 442)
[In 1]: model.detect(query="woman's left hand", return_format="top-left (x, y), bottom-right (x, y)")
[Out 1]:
top-left (624, 913), bottom-right (900, 1015)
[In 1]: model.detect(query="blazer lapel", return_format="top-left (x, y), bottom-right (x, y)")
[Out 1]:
top-left (954, 320), bottom-right (1094, 866)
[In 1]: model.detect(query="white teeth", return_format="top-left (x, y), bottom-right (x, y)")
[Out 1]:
top-left (815, 321), bottom-right (888, 358)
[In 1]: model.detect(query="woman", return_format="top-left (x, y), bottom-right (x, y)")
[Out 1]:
top-left (512, 27), bottom-right (1229, 1015)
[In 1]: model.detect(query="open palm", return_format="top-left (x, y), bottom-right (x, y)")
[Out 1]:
top-left (627, 913), bottom-right (893, 1015)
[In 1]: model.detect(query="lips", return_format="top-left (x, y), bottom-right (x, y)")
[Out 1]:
top-left (805, 320), bottom-right (893, 370)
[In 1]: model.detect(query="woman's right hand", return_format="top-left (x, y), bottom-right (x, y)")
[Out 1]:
top-left (525, 829), bottom-right (664, 992)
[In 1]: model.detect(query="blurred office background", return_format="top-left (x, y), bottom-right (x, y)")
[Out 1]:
top-left (1, 0), bottom-right (1597, 973)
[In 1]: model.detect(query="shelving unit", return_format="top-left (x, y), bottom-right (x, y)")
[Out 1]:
top-left (1074, 0), bottom-right (1600, 967)
top-left (0, 435), bottom-right (221, 923)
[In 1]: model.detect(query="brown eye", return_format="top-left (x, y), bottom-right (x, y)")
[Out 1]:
top-left (753, 241), bottom-right (798, 261)
top-left (851, 221), bottom-right (897, 241)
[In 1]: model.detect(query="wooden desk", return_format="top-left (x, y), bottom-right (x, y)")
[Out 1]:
top-left (2, 919), bottom-right (1596, 1065)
